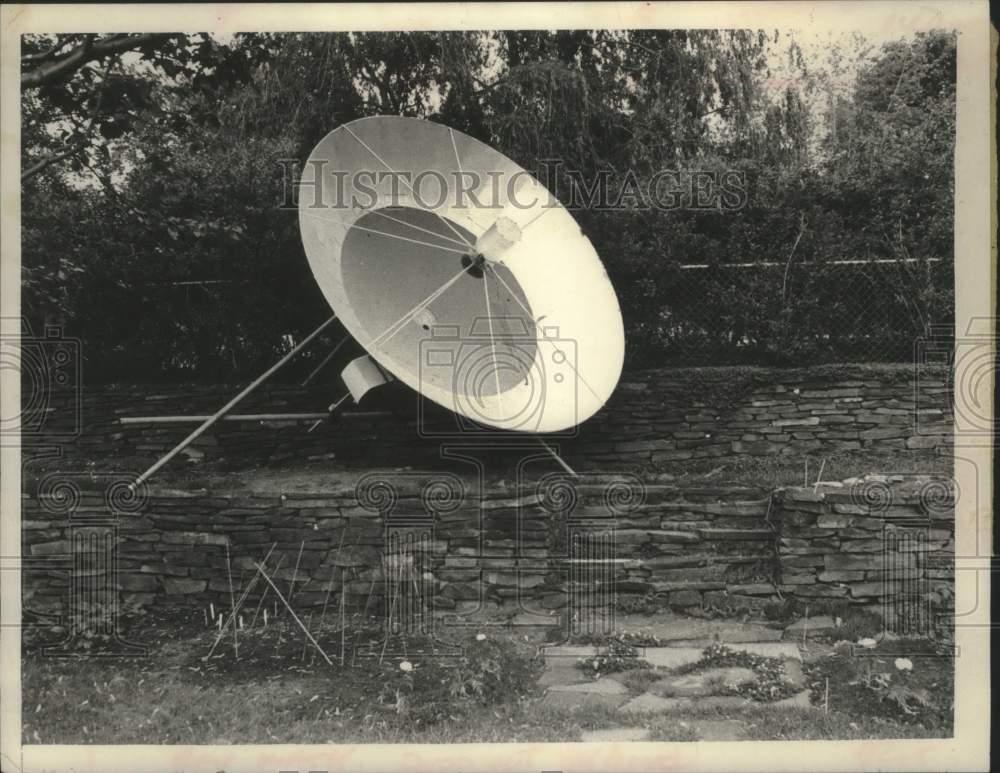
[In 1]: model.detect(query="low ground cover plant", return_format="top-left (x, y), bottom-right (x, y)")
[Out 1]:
top-left (673, 642), bottom-right (801, 702)
top-left (374, 634), bottom-right (545, 725)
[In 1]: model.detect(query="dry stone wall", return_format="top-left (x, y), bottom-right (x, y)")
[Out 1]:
top-left (21, 473), bottom-right (954, 631)
top-left (773, 475), bottom-right (955, 615)
top-left (26, 363), bottom-right (951, 470)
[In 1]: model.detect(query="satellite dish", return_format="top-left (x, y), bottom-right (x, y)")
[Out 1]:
top-left (298, 116), bottom-right (624, 433)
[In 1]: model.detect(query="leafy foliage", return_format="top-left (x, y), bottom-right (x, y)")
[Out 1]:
top-left (21, 30), bottom-right (956, 381)
top-left (575, 632), bottom-right (659, 676)
top-left (375, 635), bottom-right (544, 725)
top-left (675, 642), bottom-right (801, 702)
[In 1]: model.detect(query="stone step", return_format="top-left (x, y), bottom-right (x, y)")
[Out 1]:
top-left (546, 680), bottom-right (629, 696)
top-left (619, 693), bottom-right (750, 714)
top-left (772, 690), bottom-right (816, 709)
top-left (540, 680), bottom-right (630, 710)
top-left (541, 641), bottom-right (802, 672)
top-left (648, 667), bottom-right (756, 698)
top-left (633, 642), bottom-right (802, 662)
top-left (618, 688), bottom-right (815, 716)
top-left (637, 647), bottom-right (704, 669)
top-left (782, 616), bottom-right (840, 640)
top-left (611, 615), bottom-right (785, 644)
top-left (722, 642), bottom-right (801, 661)
top-left (541, 644), bottom-right (599, 660)
top-left (580, 727), bottom-right (651, 742)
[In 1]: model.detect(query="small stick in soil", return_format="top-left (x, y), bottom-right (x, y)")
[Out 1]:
top-left (361, 572), bottom-right (379, 617)
top-left (248, 554), bottom-right (287, 633)
top-left (301, 612), bottom-right (313, 661)
top-left (253, 560), bottom-right (333, 666)
top-left (225, 541), bottom-right (238, 659)
top-left (289, 541), bottom-right (305, 603)
top-left (824, 677), bottom-right (830, 713)
top-left (813, 458), bottom-right (827, 492)
top-left (379, 572), bottom-right (401, 665)
top-left (321, 526), bottom-right (348, 626)
top-left (340, 570), bottom-right (346, 666)
top-left (203, 543), bottom-right (276, 661)
top-left (319, 573), bottom-right (337, 627)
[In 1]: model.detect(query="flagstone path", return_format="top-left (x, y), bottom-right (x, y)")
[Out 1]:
top-left (539, 613), bottom-right (818, 741)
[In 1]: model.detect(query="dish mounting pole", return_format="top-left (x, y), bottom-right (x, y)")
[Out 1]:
top-left (130, 315), bottom-right (338, 489)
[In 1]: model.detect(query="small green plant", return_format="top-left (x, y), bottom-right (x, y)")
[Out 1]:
top-left (762, 598), bottom-right (801, 623)
top-left (762, 599), bottom-right (886, 642)
top-left (836, 608), bottom-right (884, 641)
top-left (676, 642), bottom-right (800, 703)
top-left (571, 629), bottom-right (665, 647)
top-left (375, 634), bottom-right (544, 725)
top-left (857, 669), bottom-right (931, 716)
top-left (576, 637), bottom-right (650, 678)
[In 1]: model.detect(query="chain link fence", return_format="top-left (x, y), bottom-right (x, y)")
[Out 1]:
top-left (624, 256), bottom-right (953, 367)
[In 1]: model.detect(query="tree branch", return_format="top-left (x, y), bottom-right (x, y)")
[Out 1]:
top-left (21, 37), bottom-right (73, 64)
top-left (21, 146), bottom-right (80, 181)
top-left (22, 61), bottom-right (113, 183)
top-left (21, 33), bottom-right (174, 89)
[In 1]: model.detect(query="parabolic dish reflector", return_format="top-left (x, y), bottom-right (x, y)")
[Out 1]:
top-left (298, 116), bottom-right (624, 433)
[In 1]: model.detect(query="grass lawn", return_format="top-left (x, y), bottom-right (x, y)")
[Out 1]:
top-left (22, 609), bottom-right (953, 744)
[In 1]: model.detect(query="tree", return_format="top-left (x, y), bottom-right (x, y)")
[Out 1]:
top-left (20, 30), bottom-right (957, 379)
top-left (20, 33), bottom-right (262, 184)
